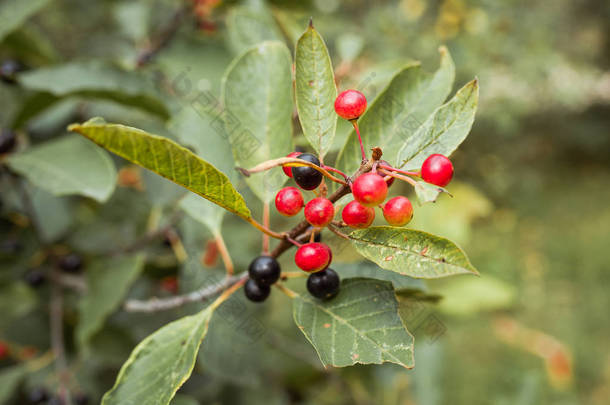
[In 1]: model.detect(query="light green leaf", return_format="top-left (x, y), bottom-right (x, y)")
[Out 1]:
top-left (77, 255), bottom-right (145, 347)
top-left (179, 193), bottom-right (224, 235)
top-left (348, 226), bottom-right (478, 278)
top-left (7, 134), bottom-right (117, 202)
top-left (0, 0), bottom-right (52, 41)
top-left (397, 79), bottom-right (479, 169)
top-left (226, 0), bottom-right (283, 55)
top-left (295, 24), bottom-right (337, 158)
top-left (19, 61), bottom-right (170, 118)
top-left (293, 278), bottom-right (414, 369)
top-left (337, 47), bottom-right (455, 175)
top-left (69, 119), bottom-right (251, 220)
top-left (414, 180), bottom-right (451, 204)
top-left (0, 364), bottom-right (27, 404)
top-left (222, 41), bottom-right (293, 202)
top-left (101, 305), bottom-right (214, 405)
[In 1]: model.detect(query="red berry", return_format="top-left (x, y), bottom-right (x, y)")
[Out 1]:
top-left (0, 341), bottom-right (9, 359)
top-left (282, 151), bottom-right (301, 177)
top-left (275, 187), bottom-right (304, 217)
top-left (352, 172), bottom-right (388, 207)
top-left (383, 196), bottom-right (413, 226)
top-left (342, 200), bottom-right (375, 228)
top-left (295, 242), bottom-right (331, 273)
top-left (304, 197), bottom-right (335, 227)
top-left (334, 89), bottom-right (367, 120)
top-left (421, 154), bottom-right (454, 187)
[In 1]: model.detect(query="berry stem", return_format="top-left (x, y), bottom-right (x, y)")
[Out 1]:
top-left (262, 202), bottom-right (270, 255)
top-left (285, 235), bottom-right (303, 248)
top-left (280, 271), bottom-right (307, 279)
top-left (238, 157), bottom-right (347, 185)
top-left (274, 282), bottom-right (298, 299)
top-left (379, 169), bottom-right (418, 187)
top-left (351, 120), bottom-right (367, 161)
top-left (322, 165), bottom-right (350, 182)
top-left (328, 224), bottom-right (350, 240)
top-left (378, 163), bottom-right (420, 177)
top-left (214, 232), bottom-right (234, 276)
top-left (211, 276), bottom-right (248, 310)
top-left (246, 217), bottom-right (285, 240)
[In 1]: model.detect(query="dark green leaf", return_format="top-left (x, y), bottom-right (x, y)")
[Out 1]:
top-left (348, 226), bottom-right (478, 278)
top-left (69, 119), bottom-right (252, 220)
top-left (295, 24), bottom-right (337, 158)
top-left (293, 278), bottom-right (414, 368)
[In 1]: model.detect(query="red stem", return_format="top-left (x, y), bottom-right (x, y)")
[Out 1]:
top-left (322, 165), bottom-right (349, 182)
top-left (378, 164), bottom-right (420, 177)
top-left (351, 120), bottom-right (367, 161)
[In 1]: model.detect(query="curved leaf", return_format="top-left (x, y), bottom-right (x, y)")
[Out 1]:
top-left (293, 278), bottom-right (414, 369)
top-left (348, 226), bottom-right (478, 278)
top-left (295, 24), bottom-right (337, 158)
top-left (337, 47), bottom-right (455, 174)
top-left (7, 134), bottom-right (117, 202)
top-left (398, 79), bottom-right (479, 169)
top-left (222, 41), bottom-right (293, 202)
top-left (102, 306), bottom-right (213, 405)
top-left (69, 119), bottom-right (251, 220)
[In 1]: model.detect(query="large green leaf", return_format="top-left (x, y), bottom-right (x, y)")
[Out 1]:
top-left (295, 24), bottom-right (337, 158)
top-left (348, 226), bottom-right (478, 278)
top-left (0, 0), bottom-right (52, 41)
top-left (101, 306), bottom-right (214, 405)
top-left (397, 79), bottom-right (479, 169)
top-left (226, 0), bottom-right (283, 55)
top-left (7, 134), bottom-right (117, 202)
top-left (337, 48), bottom-right (455, 174)
top-left (77, 255), bottom-right (145, 347)
top-left (19, 61), bottom-right (170, 118)
top-left (222, 41), bottom-right (293, 202)
top-left (293, 278), bottom-right (414, 369)
top-left (69, 119), bottom-right (252, 220)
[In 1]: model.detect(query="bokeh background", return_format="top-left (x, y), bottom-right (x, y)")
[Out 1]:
top-left (1, 0), bottom-right (609, 404)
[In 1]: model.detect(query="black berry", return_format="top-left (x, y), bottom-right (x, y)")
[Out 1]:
top-left (248, 256), bottom-right (281, 287)
top-left (244, 279), bottom-right (270, 302)
top-left (0, 129), bottom-right (17, 154)
top-left (27, 387), bottom-right (49, 403)
top-left (24, 269), bottom-right (46, 288)
top-left (292, 153), bottom-right (323, 191)
top-left (307, 268), bottom-right (340, 300)
top-left (59, 253), bottom-right (83, 273)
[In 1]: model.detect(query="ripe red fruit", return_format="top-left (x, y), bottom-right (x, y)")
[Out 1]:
top-left (421, 154), bottom-right (454, 187)
top-left (352, 172), bottom-right (388, 207)
top-left (295, 242), bottom-right (331, 273)
top-left (334, 89), bottom-right (367, 120)
top-left (383, 196), bottom-right (413, 226)
top-left (342, 200), bottom-right (375, 228)
top-left (304, 197), bottom-right (334, 227)
top-left (282, 151), bottom-right (302, 177)
top-left (275, 187), bottom-right (304, 216)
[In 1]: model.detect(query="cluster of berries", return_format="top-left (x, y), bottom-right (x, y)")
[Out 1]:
top-left (244, 89), bottom-right (455, 303)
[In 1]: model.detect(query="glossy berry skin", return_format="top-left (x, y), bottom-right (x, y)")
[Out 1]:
top-left (377, 160), bottom-right (395, 187)
top-left (307, 268), bottom-right (340, 299)
top-left (421, 154), bottom-right (454, 187)
top-left (275, 187), bottom-right (304, 217)
top-left (59, 253), bottom-right (83, 273)
top-left (244, 279), bottom-right (270, 302)
top-left (0, 129), bottom-right (17, 154)
top-left (291, 153), bottom-right (323, 190)
top-left (334, 89), bottom-right (367, 120)
top-left (295, 242), bottom-right (331, 273)
top-left (282, 151), bottom-right (302, 177)
top-left (248, 256), bottom-right (281, 287)
top-left (352, 172), bottom-right (388, 207)
top-left (304, 197), bottom-right (334, 227)
top-left (383, 196), bottom-right (413, 226)
top-left (342, 200), bottom-right (375, 228)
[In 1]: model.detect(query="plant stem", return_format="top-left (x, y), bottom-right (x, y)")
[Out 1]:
top-left (378, 164), bottom-right (420, 177)
top-left (215, 232), bottom-right (234, 276)
top-left (379, 169), bottom-right (418, 187)
top-left (274, 282), bottom-right (297, 299)
top-left (246, 217), bottom-right (285, 240)
top-left (322, 165), bottom-right (350, 182)
top-left (351, 120), bottom-right (367, 161)
top-left (50, 269), bottom-right (73, 405)
top-left (262, 202), bottom-right (270, 254)
top-left (238, 157), bottom-right (347, 186)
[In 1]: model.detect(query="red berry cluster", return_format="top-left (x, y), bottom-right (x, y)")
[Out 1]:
top-left (245, 89), bottom-right (456, 303)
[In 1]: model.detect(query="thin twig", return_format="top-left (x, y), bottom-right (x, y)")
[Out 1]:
top-left (115, 210), bottom-right (183, 256)
top-left (262, 202), bottom-right (270, 254)
top-left (379, 169), bottom-right (418, 187)
top-left (238, 157), bottom-right (347, 186)
top-left (215, 232), bottom-right (234, 276)
top-left (328, 224), bottom-right (350, 240)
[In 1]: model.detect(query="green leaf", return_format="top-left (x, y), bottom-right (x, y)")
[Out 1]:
top-left (295, 24), bottom-right (338, 158)
top-left (435, 275), bottom-right (516, 316)
top-left (179, 193), bottom-right (224, 235)
top-left (226, 0), bottom-right (283, 55)
top-left (0, 364), bottom-right (27, 404)
top-left (397, 79), bottom-right (479, 169)
top-left (7, 134), bottom-right (117, 202)
top-left (337, 47), bottom-right (455, 175)
top-left (222, 41), bottom-right (293, 202)
top-left (171, 395), bottom-right (200, 405)
top-left (293, 278), bottom-right (414, 369)
top-left (19, 61), bottom-right (170, 119)
top-left (101, 305), bottom-right (214, 405)
top-left (0, 0), bottom-right (52, 41)
top-left (414, 180), bottom-right (451, 204)
top-left (348, 226), bottom-right (478, 279)
top-left (77, 255), bottom-right (145, 347)
top-left (69, 119), bottom-right (252, 220)
top-left (0, 283), bottom-right (37, 331)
